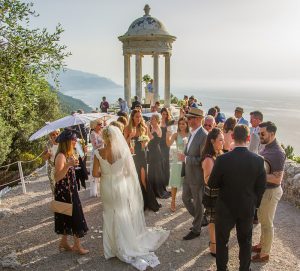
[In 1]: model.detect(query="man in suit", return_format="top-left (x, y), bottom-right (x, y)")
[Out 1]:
top-left (235, 106), bottom-right (249, 126)
top-left (208, 125), bottom-right (266, 271)
top-left (179, 107), bottom-right (208, 240)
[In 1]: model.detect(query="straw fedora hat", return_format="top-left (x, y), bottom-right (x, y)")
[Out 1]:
top-left (185, 108), bottom-right (205, 118)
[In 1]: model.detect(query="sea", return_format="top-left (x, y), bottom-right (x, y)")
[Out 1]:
top-left (63, 87), bottom-right (300, 155)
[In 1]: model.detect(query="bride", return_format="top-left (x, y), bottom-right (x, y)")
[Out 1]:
top-left (92, 126), bottom-right (169, 270)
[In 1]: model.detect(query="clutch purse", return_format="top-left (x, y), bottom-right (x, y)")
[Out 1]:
top-left (50, 173), bottom-right (73, 216)
top-left (50, 200), bottom-right (73, 216)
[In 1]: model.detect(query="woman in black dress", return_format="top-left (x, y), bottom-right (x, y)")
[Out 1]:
top-left (160, 108), bottom-right (175, 187)
top-left (54, 129), bottom-right (89, 254)
top-left (124, 109), bottom-right (161, 212)
top-left (201, 128), bottom-right (224, 257)
top-left (147, 114), bottom-right (170, 199)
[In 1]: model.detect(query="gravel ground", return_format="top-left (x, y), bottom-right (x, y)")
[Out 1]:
top-left (0, 176), bottom-right (300, 271)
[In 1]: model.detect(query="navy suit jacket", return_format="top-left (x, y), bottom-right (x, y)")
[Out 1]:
top-left (208, 147), bottom-right (266, 218)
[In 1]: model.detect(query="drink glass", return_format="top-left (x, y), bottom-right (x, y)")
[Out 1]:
top-left (73, 152), bottom-right (81, 169)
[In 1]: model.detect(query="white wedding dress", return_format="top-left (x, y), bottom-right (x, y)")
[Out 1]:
top-left (95, 126), bottom-right (169, 271)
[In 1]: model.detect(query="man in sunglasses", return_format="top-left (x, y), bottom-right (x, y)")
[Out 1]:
top-left (252, 121), bottom-right (286, 263)
top-left (203, 115), bottom-right (216, 133)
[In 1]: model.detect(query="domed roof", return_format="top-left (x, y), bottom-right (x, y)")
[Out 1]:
top-left (124, 5), bottom-right (170, 37)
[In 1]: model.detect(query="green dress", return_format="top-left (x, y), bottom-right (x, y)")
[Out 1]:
top-left (169, 133), bottom-right (189, 188)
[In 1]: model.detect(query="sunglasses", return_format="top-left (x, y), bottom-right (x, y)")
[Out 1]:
top-left (187, 116), bottom-right (196, 120)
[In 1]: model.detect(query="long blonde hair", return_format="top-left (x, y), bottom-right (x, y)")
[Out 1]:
top-left (90, 119), bottom-right (102, 130)
top-left (128, 109), bottom-right (147, 136)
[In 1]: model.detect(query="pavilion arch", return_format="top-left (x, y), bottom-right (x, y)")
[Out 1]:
top-left (118, 5), bottom-right (176, 107)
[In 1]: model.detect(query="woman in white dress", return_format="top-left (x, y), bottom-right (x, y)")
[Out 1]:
top-left (89, 119), bottom-right (104, 197)
top-left (92, 126), bottom-right (169, 271)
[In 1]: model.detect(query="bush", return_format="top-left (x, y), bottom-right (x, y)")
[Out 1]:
top-left (170, 93), bottom-right (178, 104)
top-left (282, 144), bottom-right (300, 163)
top-left (19, 152), bottom-right (43, 175)
top-left (282, 145), bottom-right (294, 160)
top-left (0, 117), bottom-right (14, 165)
top-left (294, 156), bottom-right (300, 163)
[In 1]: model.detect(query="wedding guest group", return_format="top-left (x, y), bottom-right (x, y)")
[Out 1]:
top-left (43, 95), bottom-right (287, 270)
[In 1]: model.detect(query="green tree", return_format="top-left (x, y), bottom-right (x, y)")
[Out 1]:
top-left (0, 116), bottom-right (13, 165)
top-left (0, 0), bottom-right (70, 164)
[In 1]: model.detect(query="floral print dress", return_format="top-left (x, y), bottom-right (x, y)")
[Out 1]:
top-left (54, 165), bottom-right (88, 238)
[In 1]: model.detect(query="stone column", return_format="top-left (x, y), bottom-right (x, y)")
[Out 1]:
top-left (164, 53), bottom-right (171, 107)
top-left (153, 53), bottom-right (159, 103)
top-left (135, 53), bottom-right (142, 102)
top-left (124, 54), bottom-right (131, 106)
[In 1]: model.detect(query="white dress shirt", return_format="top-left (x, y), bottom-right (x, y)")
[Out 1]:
top-left (187, 125), bottom-right (202, 152)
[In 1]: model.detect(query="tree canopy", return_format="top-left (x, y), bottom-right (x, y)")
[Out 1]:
top-left (0, 0), bottom-right (70, 164)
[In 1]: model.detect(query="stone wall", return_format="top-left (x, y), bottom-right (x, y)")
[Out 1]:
top-left (282, 160), bottom-right (300, 207)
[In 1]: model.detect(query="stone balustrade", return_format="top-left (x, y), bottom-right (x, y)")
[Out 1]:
top-left (282, 160), bottom-right (300, 207)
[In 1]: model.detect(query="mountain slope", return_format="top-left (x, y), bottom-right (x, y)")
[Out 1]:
top-left (56, 91), bottom-right (93, 114)
top-left (58, 68), bottom-right (121, 91)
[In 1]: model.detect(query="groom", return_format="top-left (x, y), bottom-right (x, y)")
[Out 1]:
top-left (180, 108), bottom-right (207, 240)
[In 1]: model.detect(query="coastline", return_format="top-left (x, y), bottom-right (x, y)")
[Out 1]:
top-left (62, 87), bottom-right (300, 155)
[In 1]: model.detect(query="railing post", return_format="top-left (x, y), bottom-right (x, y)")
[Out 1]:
top-left (18, 161), bottom-right (26, 194)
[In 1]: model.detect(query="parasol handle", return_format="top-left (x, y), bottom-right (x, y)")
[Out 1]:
top-left (77, 124), bottom-right (85, 143)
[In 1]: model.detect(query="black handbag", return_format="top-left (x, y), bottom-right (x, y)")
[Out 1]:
top-left (202, 186), bottom-right (218, 208)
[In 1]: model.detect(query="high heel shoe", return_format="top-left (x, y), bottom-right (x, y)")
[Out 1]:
top-left (209, 241), bottom-right (216, 257)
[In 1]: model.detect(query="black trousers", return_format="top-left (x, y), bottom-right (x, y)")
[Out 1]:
top-left (215, 203), bottom-right (253, 271)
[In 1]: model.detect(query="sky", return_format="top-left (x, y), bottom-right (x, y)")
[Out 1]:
top-left (27, 0), bottom-right (300, 91)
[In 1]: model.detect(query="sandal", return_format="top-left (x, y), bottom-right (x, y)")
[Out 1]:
top-left (170, 201), bottom-right (176, 212)
top-left (209, 241), bottom-right (216, 257)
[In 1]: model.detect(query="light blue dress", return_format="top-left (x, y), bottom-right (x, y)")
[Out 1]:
top-left (169, 133), bottom-right (189, 188)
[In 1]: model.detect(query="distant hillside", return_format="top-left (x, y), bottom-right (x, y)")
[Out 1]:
top-left (56, 91), bottom-right (93, 114)
top-left (58, 68), bottom-right (121, 91)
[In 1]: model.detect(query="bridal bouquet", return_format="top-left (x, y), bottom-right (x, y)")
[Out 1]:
top-left (138, 135), bottom-right (150, 142)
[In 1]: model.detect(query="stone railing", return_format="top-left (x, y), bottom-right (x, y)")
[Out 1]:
top-left (282, 160), bottom-right (300, 207)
